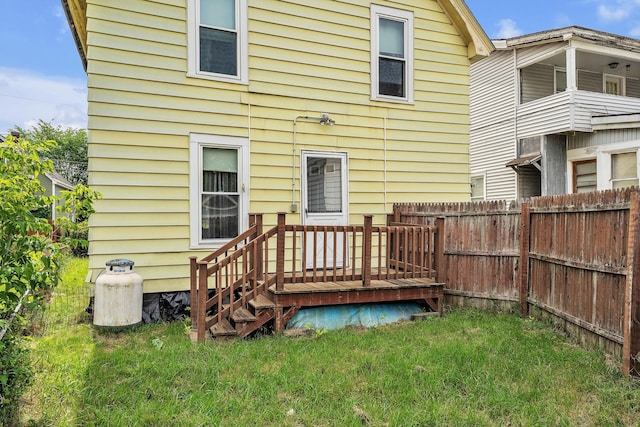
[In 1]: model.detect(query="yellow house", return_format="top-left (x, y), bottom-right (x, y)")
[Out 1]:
top-left (62, 0), bottom-right (492, 293)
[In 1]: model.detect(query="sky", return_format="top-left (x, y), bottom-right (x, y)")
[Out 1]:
top-left (3, 0), bottom-right (640, 135)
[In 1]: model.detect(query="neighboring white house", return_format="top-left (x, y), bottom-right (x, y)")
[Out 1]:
top-left (470, 26), bottom-right (640, 200)
top-left (39, 171), bottom-right (74, 221)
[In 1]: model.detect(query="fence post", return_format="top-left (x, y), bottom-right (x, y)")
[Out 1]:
top-left (434, 216), bottom-right (445, 283)
top-left (276, 212), bottom-right (286, 291)
top-left (189, 256), bottom-right (198, 334)
top-left (197, 261), bottom-right (208, 343)
top-left (363, 215), bottom-right (373, 287)
top-left (624, 191), bottom-right (640, 377)
top-left (519, 202), bottom-right (531, 316)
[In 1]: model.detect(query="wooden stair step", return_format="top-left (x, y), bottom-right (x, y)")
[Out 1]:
top-left (249, 294), bottom-right (275, 310)
top-left (209, 318), bottom-right (237, 337)
top-left (231, 307), bottom-right (256, 323)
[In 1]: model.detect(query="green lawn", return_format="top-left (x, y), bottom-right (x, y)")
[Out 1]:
top-left (19, 258), bottom-right (640, 426)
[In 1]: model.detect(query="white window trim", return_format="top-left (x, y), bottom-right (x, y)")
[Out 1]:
top-left (370, 4), bottom-right (414, 103)
top-left (189, 133), bottom-right (250, 248)
top-left (567, 140), bottom-right (640, 191)
top-left (470, 172), bottom-right (486, 201)
top-left (554, 67), bottom-right (567, 93)
top-left (603, 73), bottom-right (625, 96)
top-left (187, 0), bottom-right (248, 84)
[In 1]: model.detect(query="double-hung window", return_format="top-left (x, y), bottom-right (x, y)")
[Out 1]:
top-left (371, 5), bottom-right (414, 102)
top-left (190, 134), bottom-right (249, 247)
top-left (187, 0), bottom-right (248, 83)
top-left (611, 152), bottom-right (638, 189)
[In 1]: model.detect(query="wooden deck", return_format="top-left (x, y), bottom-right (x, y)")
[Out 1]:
top-left (270, 270), bottom-right (443, 309)
top-left (190, 213), bottom-right (445, 342)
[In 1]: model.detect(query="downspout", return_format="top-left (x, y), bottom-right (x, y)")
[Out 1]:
top-left (246, 102), bottom-right (251, 231)
top-left (292, 116), bottom-right (300, 213)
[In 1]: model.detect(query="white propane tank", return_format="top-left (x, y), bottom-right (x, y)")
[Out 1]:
top-left (93, 259), bottom-right (143, 327)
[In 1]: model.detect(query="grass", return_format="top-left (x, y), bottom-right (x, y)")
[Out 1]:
top-left (18, 258), bottom-right (640, 426)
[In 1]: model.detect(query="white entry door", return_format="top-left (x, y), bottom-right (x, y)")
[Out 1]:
top-left (301, 151), bottom-right (348, 269)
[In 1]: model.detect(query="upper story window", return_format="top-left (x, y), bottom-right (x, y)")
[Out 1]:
top-left (554, 68), bottom-right (567, 93)
top-left (370, 5), bottom-right (414, 103)
top-left (187, 0), bottom-right (248, 84)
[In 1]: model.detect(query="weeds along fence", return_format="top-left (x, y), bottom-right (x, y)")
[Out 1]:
top-left (393, 188), bottom-right (640, 377)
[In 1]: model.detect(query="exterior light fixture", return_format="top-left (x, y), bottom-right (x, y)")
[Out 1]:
top-left (609, 62), bottom-right (619, 69)
top-left (319, 113), bottom-right (335, 126)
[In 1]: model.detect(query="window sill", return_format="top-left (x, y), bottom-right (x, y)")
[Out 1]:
top-left (370, 95), bottom-right (414, 105)
top-left (186, 72), bottom-right (248, 85)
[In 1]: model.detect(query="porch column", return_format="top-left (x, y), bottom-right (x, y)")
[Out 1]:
top-left (566, 47), bottom-right (577, 90)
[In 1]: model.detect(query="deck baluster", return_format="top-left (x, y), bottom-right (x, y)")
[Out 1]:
top-left (363, 215), bottom-right (372, 287)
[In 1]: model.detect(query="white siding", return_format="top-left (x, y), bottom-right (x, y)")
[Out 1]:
top-left (520, 63), bottom-right (553, 103)
top-left (470, 50), bottom-right (518, 200)
top-left (516, 91), bottom-right (574, 138)
top-left (569, 128), bottom-right (640, 149)
top-left (578, 70), bottom-right (602, 93)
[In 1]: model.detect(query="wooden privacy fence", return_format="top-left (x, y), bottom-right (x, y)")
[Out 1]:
top-left (394, 188), bottom-right (640, 377)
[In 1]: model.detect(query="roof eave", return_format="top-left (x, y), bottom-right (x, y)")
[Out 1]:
top-left (437, 0), bottom-right (494, 62)
top-left (61, 0), bottom-right (87, 72)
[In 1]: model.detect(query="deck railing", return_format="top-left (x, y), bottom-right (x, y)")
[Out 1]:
top-left (191, 212), bottom-right (442, 342)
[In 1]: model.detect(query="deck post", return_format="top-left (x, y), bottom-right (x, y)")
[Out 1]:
top-left (249, 213), bottom-right (264, 281)
top-left (434, 216), bottom-right (445, 283)
top-left (197, 261), bottom-right (208, 343)
top-left (519, 202), bottom-right (531, 317)
top-left (189, 256), bottom-right (198, 333)
top-left (624, 191), bottom-right (640, 377)
top-left (363, 215), bottom-right (373, 287)
top-left (255, 213), bottom-right (264, 280)
top-left (276, 212), bottom-right (286, 291)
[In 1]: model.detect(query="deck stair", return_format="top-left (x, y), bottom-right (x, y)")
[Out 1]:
top-left (191, 213), bottom-right (445, 343)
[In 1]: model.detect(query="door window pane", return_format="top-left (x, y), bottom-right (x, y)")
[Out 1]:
top-left (612, 152), bottom-right (638, 188)
top-left (306, 157), bottom-right (342, 214)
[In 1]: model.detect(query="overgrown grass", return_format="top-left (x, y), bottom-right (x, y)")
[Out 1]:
top-left (19, 258), bottom-right (640, 426)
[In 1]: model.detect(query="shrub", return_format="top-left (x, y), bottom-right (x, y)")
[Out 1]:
top-left (0, 135), bottom-right (63, 424)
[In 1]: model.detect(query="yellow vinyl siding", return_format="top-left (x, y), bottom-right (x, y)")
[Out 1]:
top-left (84, 0), bottom-right (481, 292)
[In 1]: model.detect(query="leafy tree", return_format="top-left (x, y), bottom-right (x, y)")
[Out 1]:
top-left (11, 120), bottom-right (88, 185)
top-left (55, 184), bottom-right (102, 257)
top-left (0, 134), bottom-right (62, 422)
